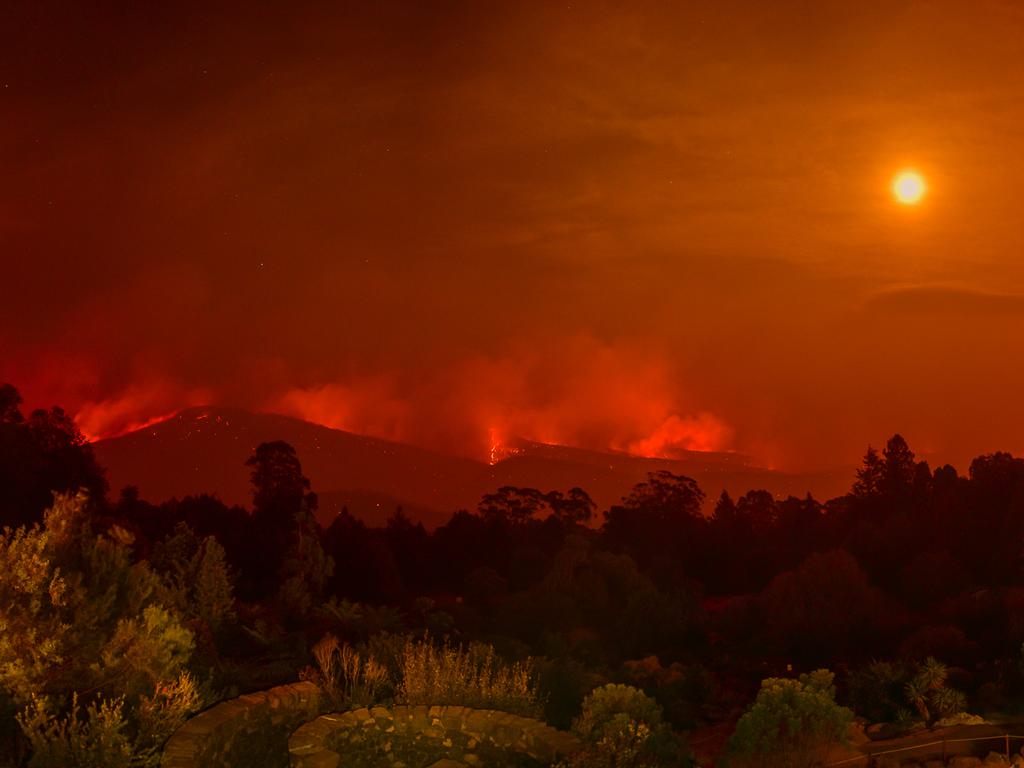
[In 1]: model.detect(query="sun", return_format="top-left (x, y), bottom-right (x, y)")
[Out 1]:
top-left (892, 170), bottom-right (926, 205)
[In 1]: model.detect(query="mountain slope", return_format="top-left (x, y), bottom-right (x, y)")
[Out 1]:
top-left (92, 407), bottom-right (850, 528)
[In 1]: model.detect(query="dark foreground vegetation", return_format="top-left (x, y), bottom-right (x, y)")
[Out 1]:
top-left (4, 382), bottom-right (1024, 766)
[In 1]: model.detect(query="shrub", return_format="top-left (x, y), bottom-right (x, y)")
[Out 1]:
top-left (151, 523), bottom-right (236, 634)
top-left (903, 657), bottom-right (968, 727)
top-left (301, 634), bottom-right (389, 708)
top-left (535, 656), bottom-right (600, 729)
top-left (726, 670), bottom-right (853, 768)
top-left (133, 672), bottom-right (203, 766)
top-left (17, 694), bottom-right (132, 768)
top-left (397, 638), bottom-right (541, 717)
top-left (561, 684), bottom-right (690, 768)
top-left (16, 673), bottom-right (202, 768)
top-left (0, 494), bottom-right (203, 765)
top-left (573, 684), bottom-right (662, 741)
top-left (846, 661), bottom-right (909, 723)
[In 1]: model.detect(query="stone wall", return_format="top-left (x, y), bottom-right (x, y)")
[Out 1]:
top-left (161, 681), bottom-right (323, 768)
top-left (289, 705), bottom-right (582, 768)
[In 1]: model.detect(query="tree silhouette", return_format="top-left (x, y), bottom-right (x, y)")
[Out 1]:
top-left (478, 486), bottom-right (547, 524)
top-left (881, 434), bottom-right (918, 497)
top-left (545, 487), bottom-right (595, 526)
top-left (604, 471), bottom-right (706, 567)
top-left (853, 446), bottom-right (884, 498)
top-left (0, 384), bottom-right (107, 529)
top-left (242, 441), bottom-right (322, 598)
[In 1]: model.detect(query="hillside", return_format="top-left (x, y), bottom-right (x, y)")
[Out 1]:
top-left (92, 406), bottom-right (850, 527)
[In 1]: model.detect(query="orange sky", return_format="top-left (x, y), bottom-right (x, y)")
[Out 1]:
top-left (4, 1), bottom-right (1024, 472)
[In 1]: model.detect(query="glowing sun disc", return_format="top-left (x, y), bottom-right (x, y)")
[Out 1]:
top-left (893, 170), bottom-right (926, 204)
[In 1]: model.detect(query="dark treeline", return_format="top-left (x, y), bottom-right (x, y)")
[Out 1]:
top-left (6, 381), bottom-right (1024, 763)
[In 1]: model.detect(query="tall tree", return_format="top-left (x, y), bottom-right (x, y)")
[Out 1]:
top-left (852, 446), bottom-right (884, 498)
top-left (604, 471), bottom-right (706, 566)
top-left (243, 441), bottom-right (317, 595)
top-left (881, 434), bottom-right (917, 497)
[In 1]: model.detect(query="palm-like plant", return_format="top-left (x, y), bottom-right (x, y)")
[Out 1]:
top-left (904, 658), bottom-right (954, 727)
top-left (903, 678), bottom-right (930, 724)
top-left (917, 657), bottom-right (948, 691)
top-left (932, 687), bottom-right (967, 719)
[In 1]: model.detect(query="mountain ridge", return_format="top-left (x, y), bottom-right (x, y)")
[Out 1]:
top-left (92, 406), bottom-right (851, 528)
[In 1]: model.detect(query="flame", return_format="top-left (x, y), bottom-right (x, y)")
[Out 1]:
top-left (625, 413), bottom-right (734, 458)
top-left (276, 339), bottom-right (735, 463)
top-left (488, 427), bottom-right (501, 465)
top-left (33, 337), bottom-right (738, 461)
top-left (74, 383), bottom-right (212, 442)
top-left (486, 427), bottom-right (524, 465)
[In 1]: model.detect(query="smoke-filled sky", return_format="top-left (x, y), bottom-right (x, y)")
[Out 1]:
top-left (5, 0), bottom-right (1024, 472)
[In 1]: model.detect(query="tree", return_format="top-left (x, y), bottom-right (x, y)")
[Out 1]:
top-left (881, 434), bottom-right (918, 497)
top-left (0, 385), bottom-right (107, 529)
top-left (736, 489), bottom-right (777, 531)
top-left (619, 471), bottom-right (705, 520)
top-left (477, 486), bottom-right (595, 527)
top-left (0, 383), bottom-right (24, 424)
top-left (604, 472), bottom-right (705, 563)
top-left (150, 523), bottom-right (236, 634)
top-left (276, 504), bottom-right (335, 620)
top-left (546, 488), bottom-right (596, 526)
top-left (758, 550), bottom-right (881, 663)
top-left (712, 491), bottom-right (738, 525)
top-left (478, 486), bottom-right (547, 524)
top-left (0, 494), bottom-right (194, 705)
top-left (242, 441), bottom-right (322, 596)
top-left (852, 446), bottom-right (884, 498)
top-left (246, 440), bottom-right (317, 527)
top-left (726, 670), bottom-right (852, 768)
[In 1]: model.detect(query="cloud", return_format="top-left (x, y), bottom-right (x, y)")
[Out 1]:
top-left (865, 285), bottom-right (1024, 317)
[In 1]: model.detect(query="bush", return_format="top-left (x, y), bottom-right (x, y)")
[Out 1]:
top-left (536, 657), bottom-right (600, 729)
top-left (17, 694), bottom-right (132, 768)
top-left (560, 684), bottom-right (691, 768)
top-left (0, 494), bottom-right (204, 765)
top-left (397, 638), bottom-right (541, 717)
top-left (133, 672), bottom-right (203, 766)
top-left (151, 523), bottom-right (235, 634)
top-left (726, 670), bottom-right (853, 768)
top-left (301, 634), bottom-right (388, 709)
top-left (903, 657), bottom-right (969, 727)
top-left (16, 673), bottom-right (202, 768)
top-left (573, 684), bottom-right (663, 741)
top-left (846, 661), bottom-right (909, 723)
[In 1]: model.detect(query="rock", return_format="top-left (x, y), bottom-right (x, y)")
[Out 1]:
top-left (983, 753), bottom-right (1010, 766)
top-left (949, 758), bottom-right (983, 768)
top-left (936, 714), bottom-right (989, 727)
top-left (303, 753), bottom-right (341, 768)
top-left (874, 758), bottom-right (900, 768)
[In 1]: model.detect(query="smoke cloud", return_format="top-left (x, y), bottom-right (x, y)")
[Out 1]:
top-left (275, 337), bottom-right (733, 461)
